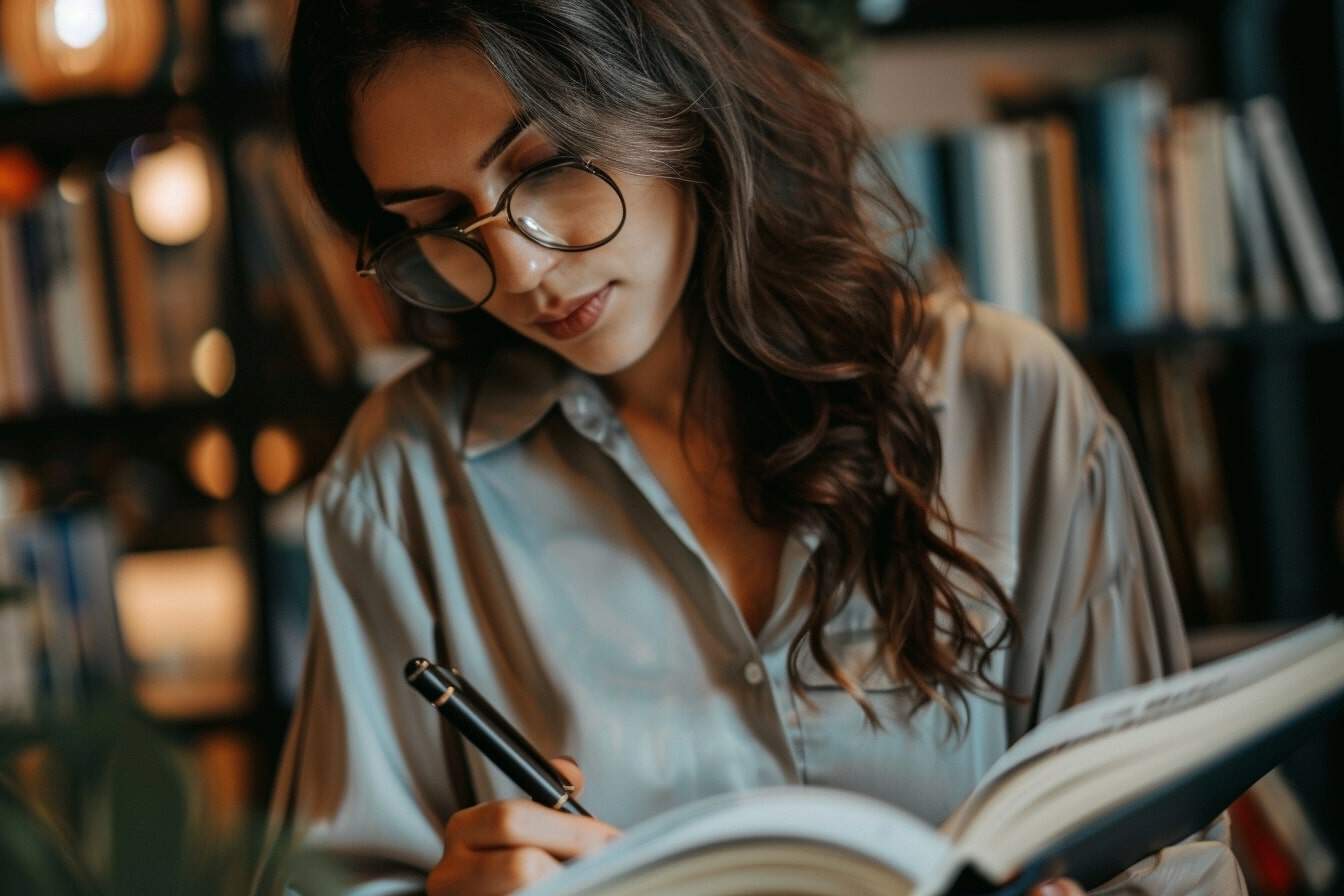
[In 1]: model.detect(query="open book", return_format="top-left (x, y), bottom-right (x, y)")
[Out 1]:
top-left (523, 617), bottom-right (1344, 896)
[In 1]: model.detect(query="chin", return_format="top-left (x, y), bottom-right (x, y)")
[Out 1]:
top-left (557, 339), bottom-right (650, 377)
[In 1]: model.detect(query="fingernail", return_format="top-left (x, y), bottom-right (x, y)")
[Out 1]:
top-left (1036, 882), bottom-right (1064, 896)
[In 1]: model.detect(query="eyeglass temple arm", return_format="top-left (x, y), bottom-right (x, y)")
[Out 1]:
top-left (355, 224), bottom-right (374, 277)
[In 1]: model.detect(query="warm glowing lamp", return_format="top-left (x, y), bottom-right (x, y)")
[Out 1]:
top-left (0, 0), bottom-right (167, 101)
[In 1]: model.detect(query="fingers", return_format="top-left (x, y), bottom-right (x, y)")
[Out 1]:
top-left (449, 799), bottom-right (621, 859)
top-left (477, 846), bottom-right (562, 892)
top-left (427, 845), bottom-right (563, 896)
top-left (550, 755), bottom-right (584, 795)
top-left (1029, 879), bottom-right (1087, 896)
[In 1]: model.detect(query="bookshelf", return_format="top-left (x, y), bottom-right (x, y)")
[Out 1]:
top-left (1, 0), bottom-right (1341, 892)
top-left (0, 0), bottom-right (381, 838)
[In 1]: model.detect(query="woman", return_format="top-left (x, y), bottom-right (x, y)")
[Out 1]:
top-left (257, 2), bottom-right (1246, 894)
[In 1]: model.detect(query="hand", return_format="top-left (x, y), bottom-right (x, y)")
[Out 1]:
top-left (426, 756), bottom-right (622, 896)
top-left (1028, 879), bottom-right (1086, 896)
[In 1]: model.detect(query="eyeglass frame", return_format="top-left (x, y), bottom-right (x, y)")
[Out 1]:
top-left (355, 154), bottom-right (628, 313)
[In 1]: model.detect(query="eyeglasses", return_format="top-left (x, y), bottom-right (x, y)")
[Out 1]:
top-left (356, 155), bottom-right (627, 313)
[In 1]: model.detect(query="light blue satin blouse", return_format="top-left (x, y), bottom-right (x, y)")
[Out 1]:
top-left (254, 290), bottom-right (1246, 894)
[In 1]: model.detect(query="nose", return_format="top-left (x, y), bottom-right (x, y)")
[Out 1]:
top-left (477, 218), bottom-right (558, 296)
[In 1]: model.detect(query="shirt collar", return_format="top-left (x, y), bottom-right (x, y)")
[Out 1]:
top-left (461, 329), bottom-right (948, 461)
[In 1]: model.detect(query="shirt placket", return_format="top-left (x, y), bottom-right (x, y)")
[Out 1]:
top-left (557, 380), bottom-right (812, 786)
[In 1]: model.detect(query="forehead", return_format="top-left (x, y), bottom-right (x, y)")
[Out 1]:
top-left (351, 44), bottom-right (520, 188)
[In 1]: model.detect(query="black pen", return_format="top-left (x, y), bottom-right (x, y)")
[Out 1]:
top-left (404, 658), bottom-right (591, 817)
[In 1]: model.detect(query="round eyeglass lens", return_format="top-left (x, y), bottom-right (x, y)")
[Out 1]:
top-left (380, 230), bottom-right (494, 310)
top-left (509, 165), bottom-right (624, 249)
top-left (374, 163), bottom-right (624, 310)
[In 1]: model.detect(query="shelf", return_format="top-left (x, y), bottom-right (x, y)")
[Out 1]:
top-left (0, 395), bottom-right (229, 441)
top-left (1059, 315), bottom-right (1344, 356)
top-left (0, 82), bottom-right (286, 150)
top-left (0, 380), bottom-right (366, 446)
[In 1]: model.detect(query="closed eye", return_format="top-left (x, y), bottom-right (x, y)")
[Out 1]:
top-left (411, 153), bottom-right (567, 229)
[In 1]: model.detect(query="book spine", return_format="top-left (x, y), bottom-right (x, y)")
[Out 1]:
top-left (107, 185), bottom-right (171, 404)
top-left (1222, 113), bottom-right (1295, 320)
top-left (1039, 119), bottom-right (1088, 333)
top-left (1196, 104), bottom-right (1246, 326)
top-left (1250, 767), bottom-right (1339, 893)
top-left (1245, 95), bottom-right (1344, 321)
top-left (1073, 89), bottom-right (1111, 328)
top-left (950, 131), bottom-right (986, 302)
top-left (1096, 79), bottom-right (1168, 329)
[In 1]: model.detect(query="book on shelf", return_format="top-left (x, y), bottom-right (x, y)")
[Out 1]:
top-left (1229, 767), bottom-right (1339, 896)
top-left (881, 72), bottom-right (1343, 337)
top-left (1026, 117), bottom-right (1088, 333)
top-left (1130, 352), bottom-right (1243, 628)
top-left (263, 486), bottom-right (311, 706)
top-left (1243, 95), bottom-right (1344, 322)
top-left (1221, 113), bottom-right (1294, 322)
top-left (948, 124), bottom-right (1043, 322)
top-left (0, 136), bottom-right (228, 417)
top-left (1168, 102), bottom-right (1245, 328)
top-left (0, 508), bottom-right (130, 711)
top-left (517, 617), bottom-right (1344, 896)
top-left (0, 583), bottom-right (39, 720)
top-left (1081, 76), bottom-right (1171, 330)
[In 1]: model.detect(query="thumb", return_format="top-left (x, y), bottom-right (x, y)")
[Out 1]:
top-left (550, 755), bottom-right (584, 795)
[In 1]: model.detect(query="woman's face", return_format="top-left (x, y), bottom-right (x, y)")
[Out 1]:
top-left (351, 45), bottom-right (698, 376)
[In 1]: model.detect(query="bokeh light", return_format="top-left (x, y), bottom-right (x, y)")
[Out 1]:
top-left (251, 426), bottom-right (304, 495)
top-left (185, 425), bottom-right (236, 500)
top-left (129, 138), bottom-right (213, 245)
top-left (191, 328), bottom-right (236, 398)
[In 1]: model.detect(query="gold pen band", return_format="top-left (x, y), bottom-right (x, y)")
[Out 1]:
top-left (552, 791), bottom-right (570, 810)
top-left (433, 685), bottom-right (456, 707)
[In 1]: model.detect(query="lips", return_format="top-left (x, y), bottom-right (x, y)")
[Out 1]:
top-left (533, 285), bottom-right (611, 324)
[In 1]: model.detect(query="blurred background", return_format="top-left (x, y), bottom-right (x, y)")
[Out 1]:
top-left (0, 1), bottom-right (1341, 893)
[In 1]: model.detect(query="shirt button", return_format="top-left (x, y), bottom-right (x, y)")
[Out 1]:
top-left (742, 660), bottom-right (766, 686)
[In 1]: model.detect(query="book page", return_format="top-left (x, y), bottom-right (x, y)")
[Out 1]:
top-left (976, 617), bottom-right (1338, 802)
top-left (521, 786), bottom-right (953, 896)
top-left (951, 633), bottom-right (1344, 881)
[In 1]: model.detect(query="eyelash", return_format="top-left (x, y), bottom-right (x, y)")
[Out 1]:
top-left (420, 153), bottom-right (563, 229)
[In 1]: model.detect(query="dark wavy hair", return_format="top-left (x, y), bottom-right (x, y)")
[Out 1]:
top-left (288, 0), bottom-right (1020, 731)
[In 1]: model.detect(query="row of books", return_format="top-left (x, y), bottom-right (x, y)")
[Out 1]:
top-left (0, 518), bottom-right (259, 721)
top-left (0, 506), bottom-right (130, 717)
top-left (0, 144), bottom-right (226, 418)
top-left (880, 81), bottom-right (1344, 332)
top-left (1231, 768), bottom-right (1339, 896)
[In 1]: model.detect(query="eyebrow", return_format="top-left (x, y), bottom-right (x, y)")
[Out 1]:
top-left (374, 113), bottom-right (531, 207)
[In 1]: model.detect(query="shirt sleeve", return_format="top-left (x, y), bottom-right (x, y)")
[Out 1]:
top-left (1033, 416), bottom-right (1248, 896)
top-left (250, 473), bottom-right (465, 896)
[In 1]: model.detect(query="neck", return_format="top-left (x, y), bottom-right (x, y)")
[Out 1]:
top-left (599, 304), bottom-right (695, 432)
